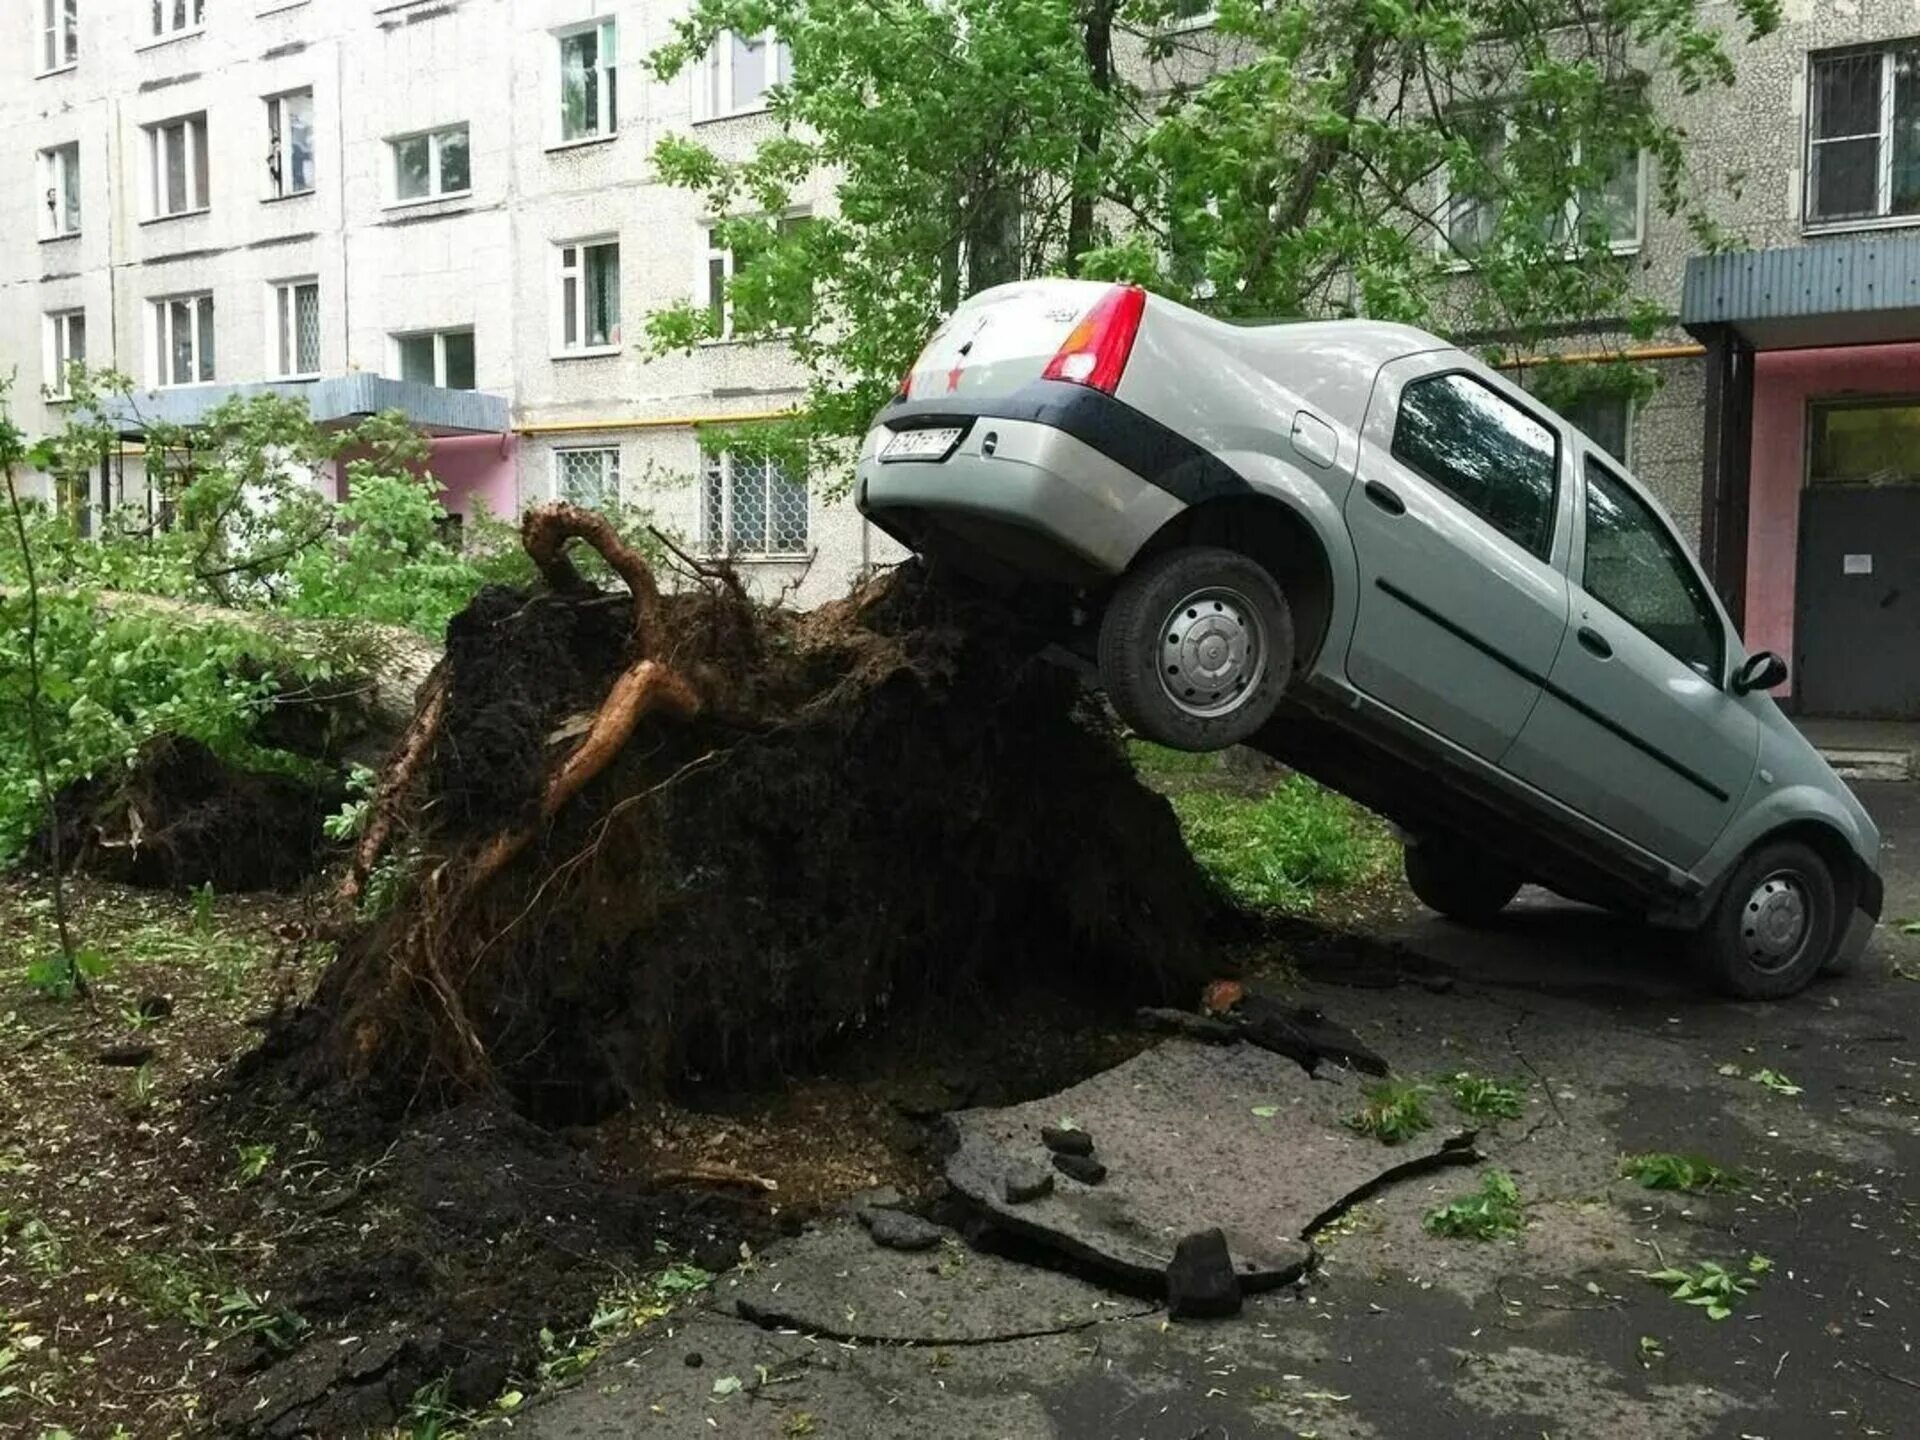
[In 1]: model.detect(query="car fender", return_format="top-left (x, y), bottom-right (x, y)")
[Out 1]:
top-left (1694, 781), bottom-right (1877, 910)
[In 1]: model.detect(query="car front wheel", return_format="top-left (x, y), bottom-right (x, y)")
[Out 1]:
top-left (1097, 545), bottom-right (1294, 752)
top-left (1404, 839), bottom-right (1522, 923)
top-left (1693, 840), bottom-right (1837, 1000)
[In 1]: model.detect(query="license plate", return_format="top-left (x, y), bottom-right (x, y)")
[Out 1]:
top-left (881, 426), bottom-right (963, 463)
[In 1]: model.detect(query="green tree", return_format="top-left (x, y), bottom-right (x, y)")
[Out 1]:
top-left (647, 0), bottom-right (1781, 484)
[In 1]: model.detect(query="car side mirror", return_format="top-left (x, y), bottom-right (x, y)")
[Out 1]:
top-left (1733, 651), bottom-right (1789, 696)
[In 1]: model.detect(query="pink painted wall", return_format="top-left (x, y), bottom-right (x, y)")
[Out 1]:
top-left (330, 432), bottom-right (520, 521)
top-left (1746, 342), bottom-right (1920, 695)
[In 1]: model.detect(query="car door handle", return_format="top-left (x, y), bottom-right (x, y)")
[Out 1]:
top-left (1576, 625), bottom-right (1613, 660)
top-left (1363, 481), bottom-right (1405, 516)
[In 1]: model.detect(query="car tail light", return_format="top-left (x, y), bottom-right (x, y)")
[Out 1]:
top-left (1042, 285), bottom-right (1147, 394)
top-left (895, 356), bottom-right (917, 401)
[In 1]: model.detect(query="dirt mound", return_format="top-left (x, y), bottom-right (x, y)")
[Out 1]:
top-left (41, 735), bottom-right (340, 892)
top-left (265, 505), bottom-right (1226, 1121)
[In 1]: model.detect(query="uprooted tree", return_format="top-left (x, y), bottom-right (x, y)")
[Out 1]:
top-left (281, 503), bottom-right (1224, 1119)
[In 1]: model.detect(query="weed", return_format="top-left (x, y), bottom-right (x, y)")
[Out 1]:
top-left (1423, 1171), bottom-right (1525, 1240)
top-left (232, 1144), bottom-right (276, 1186)
top-left (1444, 1072), bottom-right (1524, 1120)
top-left (17, 1218), bottom-right (67, 1277)
top-left (190, 881), bottom-right (215, 936)
top-left (25, 944), bottom-right (109, 1000)
top-left (784, 1414), bottom-right (819, 1437)
top-left (124, 1062), bottom-right (157, 1112)
top-left (401, 1374), bottom-right (467, 1440)
top-left (119, 1252), bottom-right (306, 1351)
top-left (1642, 1255), bottom-right (1770, 1321)
top-left (1344, 1078), bottom-right (1433, 1145)
top-left (1898, 918), bottom-right (1920, 935)
top-left (323, 765), bottom-right (378, 842)
top-left (1637, 1334), bottom-right (1665, 1365)
top-left (1170, 778), bottom-right (1393, 913)
top-left (1619, 1152), bottom-right (1743, 1193)
top-left (1127, 738), bottom-right (1221, 777)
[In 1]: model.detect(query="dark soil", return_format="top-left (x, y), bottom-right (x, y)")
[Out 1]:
top-left (40, 734), bottom-right (341, 892)
top-left (272, 565), bottom-right (1228, 1123)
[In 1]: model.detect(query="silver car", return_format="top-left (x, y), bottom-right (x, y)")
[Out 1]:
top-left (856, 279), bottom-right (1882, 1000)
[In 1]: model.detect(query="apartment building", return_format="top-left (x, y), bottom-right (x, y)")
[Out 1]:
top-left (0, 0), bottom-right (896, 606)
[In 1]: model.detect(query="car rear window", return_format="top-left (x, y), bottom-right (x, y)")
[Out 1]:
top-left (1390, 372), bottom-right (1560, 560)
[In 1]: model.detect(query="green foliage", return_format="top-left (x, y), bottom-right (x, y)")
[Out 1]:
top-left (646, 0), bottom-right (1783, 488)
top-left (1170, 777), bottom-right (1390, 912)
top-left (1127, 738), bottom-right (1222, 776)
top-left (324, 764), bottom-right (379, 842)
top-left (1345, 1078), bottom-right (1434, 1145)
top-left (1643, 1255), bottom-right (1770, 1321)
top-left (232, 1144), bottom-right (276, 1186)
top-left (1444, 1072), bottom-right (1525, 1120)
top-left (1423, 1170), bottom-right (1525, 1240)
top-left (1619, 1152), bottom-right (1744, 1194)
top-left (24, 944), bottom-right (110, 1001)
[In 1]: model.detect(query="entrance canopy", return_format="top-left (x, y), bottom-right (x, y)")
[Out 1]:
top-left (96, 375), bottom-right (509, 439)
top-left (1682, 232), bottom-right (1920, 351)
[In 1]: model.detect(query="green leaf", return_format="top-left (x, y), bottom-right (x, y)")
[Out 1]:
top-left (1251, 1105), bottom-right (1278, 1118)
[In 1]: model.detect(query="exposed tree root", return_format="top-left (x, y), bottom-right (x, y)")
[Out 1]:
top-left (342, 666), bottom-right (447, 905)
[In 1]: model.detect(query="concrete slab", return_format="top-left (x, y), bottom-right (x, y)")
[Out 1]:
top-left (946, 1039), bottom-right (1474, 1290)
top-left (720, 1222), bottom-right (1156, 1343)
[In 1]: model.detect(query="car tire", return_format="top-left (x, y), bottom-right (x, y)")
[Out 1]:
top-left (1403, 840), bottom-right (1522, 924)
top-left (1098, 545), bottom-right (1295, 752)
top-left (1692, 839), bottom-right (1837, 1000)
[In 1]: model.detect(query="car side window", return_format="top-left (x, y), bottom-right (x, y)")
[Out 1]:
top-left (1389, 371), bottom-right (1560, 559)
top-left (1581, 457), bottom-right (1724, 682)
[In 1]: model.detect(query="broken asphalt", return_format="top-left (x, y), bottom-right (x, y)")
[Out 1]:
top-left (519, 783), bottom-right (1920, 1439)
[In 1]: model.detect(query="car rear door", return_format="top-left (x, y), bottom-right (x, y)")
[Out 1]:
top-left (1343, 354), bottom-right (1574, 764)
top-left (1500, 452), bottom-right (1759, 868)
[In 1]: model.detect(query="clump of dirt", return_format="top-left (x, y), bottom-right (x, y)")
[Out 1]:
top-left (265, 505), bottom-right (1226, 1122)
top-left (40, 734), bottom-right (341, 892)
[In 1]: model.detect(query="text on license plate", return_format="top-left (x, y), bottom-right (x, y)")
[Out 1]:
top-left (881, 427), bottom-right (963, 462)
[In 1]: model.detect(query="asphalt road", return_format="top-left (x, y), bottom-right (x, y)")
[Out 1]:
top-left (522, 784), bottom-right (1920, 1439)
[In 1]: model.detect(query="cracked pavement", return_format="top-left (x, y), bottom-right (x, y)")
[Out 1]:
top-left (520, 783), bottom-right (1920, 1438)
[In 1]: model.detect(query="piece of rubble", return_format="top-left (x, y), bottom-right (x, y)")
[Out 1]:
top-left (1051, 1153), bottom-right (1107, 1185)
top-left (867, 1211), bottom-right (945, 1252)
top-left (1041, 1125), bottom-right (1094, 1157)
top-left (1003, 1161), bottom-right (1055, 1205)
top-left (1167, 1228), bottom-right (1242, 1319)
top-left (1135, 1007), bottom-right (1240, 1044)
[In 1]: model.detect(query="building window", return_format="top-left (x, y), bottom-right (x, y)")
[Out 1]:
top-left (1165, 0), bottom-right (1214, 27)
top-left (392, 124), bottom-right (470, 202)
top-left (1809, 397), bottom-right (1920, 485)
top-left (266, 90), bottom-right (315, 198)
top-left (152, 292), bottom-right (215, 386)
top-left (150, 0), bottom-right (203, 38)
top-left (146, 113), bottom-right (209, 217)
top-left (44, 310), bottom-right (86, 399)
top-left (1441, 124), bottom-right (1644, 257)
top-left (702, 452), bottom-right (808, 556)
top-left (40, 143), bottom-right (80, 238)
top-left (556, 239), bottom-right (620, 353)
top-left (1555, 392), bottom-right (1633, 466)
top-left (1806, 42), bottom-right (1920, 226)
top-left (271, 278), bottom-right (320, 378)
top-left (703, 29), bottom-right (789, 119)
top-left (557, 19), bottom-right (617, 141)
top-left (41, 0), bottom-right (78, 72)
top-left (701, 214), bottom-right (812, 339)
top-left (1391, 371), bottom-right (1559, 560)
top-left (555, 447), bottom-right (619, 509)
top-left (394, 329), bottom-right (475, 389)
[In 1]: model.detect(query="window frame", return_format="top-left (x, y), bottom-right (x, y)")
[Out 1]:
top-left (145, 112), bottom-right (210, 219)
top-left (1803, 41), bottom-right (1920, 231)
top-left (554, 445), bottom-right (620, 510)
top-left (554, 17), bottom-right (618, 145)
top-left (40, 143), bottom-right (81, 239)
top-left (43, 309), bottom-right (86, 400)
top-left (700, 28), bottom-right (791, 121)
top-left (1556, 391), bottom-right (1636, 468)
top-left (148, 0), bottom-right (205, 41)
top-left (150, 291), bottom-right (216, 388)
top-left (40, 0), bottom-right (79, 74)
top-left (701, 450), bottom-right (811, 559)
top-left (265, 88), bottom-right (316, 200)
top-left (699, 211), bottom-right (811, 340)
top-left (1577, 453), bottom-right (1727, 686)
top-left (553, 237), bottom-right (621, 357)
top-left (269, 277), bottom-right (321, 379)
top-left (1806, 394), bottom-right (1920, 485)
top-left (389, 123), bottom-right (471, 205)
top-left (1389, 367), bottom-right (1564, 562)
top-left (1161, 1), bottom-right (1216, 33)
top-left (1435, 122), bottom-right (1646, 265)
top-left (391, 328), bottom-right (476, 389)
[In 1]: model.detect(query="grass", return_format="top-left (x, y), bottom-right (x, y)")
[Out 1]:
top-left (1127, 738), bottom-right (1223, 777)
top-left (1344, 1078), bottom-right (1434, 1144)
top-left (1169, 777), bottom-right (1393, 913)
top-left (1423, 1170), bottom-right (1525, 1240)
top-left (1444, 1072), bottom-right (1525, 1120)
top-left (1619, 1152), bottom-right (1744, 1193)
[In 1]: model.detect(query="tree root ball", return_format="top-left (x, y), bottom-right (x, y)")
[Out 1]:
top-left (266, 535), bottom-right (1228, 1123)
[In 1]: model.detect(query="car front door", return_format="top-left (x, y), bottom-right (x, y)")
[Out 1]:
top-left (1344, 356), bottom-right (1574, 764)
top-left (1501, 452), bottom-right (1759, 868)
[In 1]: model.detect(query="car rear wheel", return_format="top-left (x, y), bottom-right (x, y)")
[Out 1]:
top-left (1692, 839), bottom-right (1836, 1000)
top-left (1403, 839), bottom-right (1522, 923)
top-left (1098, 545), bottom-right (1294, 751)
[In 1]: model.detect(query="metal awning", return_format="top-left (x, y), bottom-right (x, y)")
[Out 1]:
top-left (1682, 233), bottom-right (1920, 350)
top-left (98, 375), bottom-right (510, 438)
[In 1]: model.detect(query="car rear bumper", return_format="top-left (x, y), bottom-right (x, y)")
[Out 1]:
top-left (856, 409), bottom-right (1183, 585)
